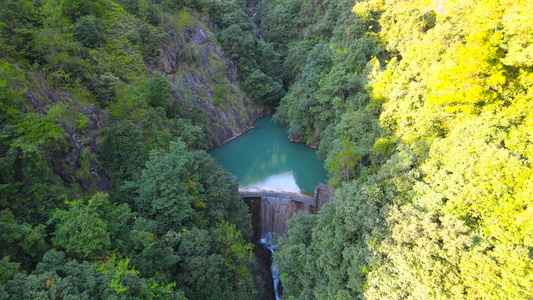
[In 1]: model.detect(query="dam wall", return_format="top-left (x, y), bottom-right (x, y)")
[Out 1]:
top-left (240, 184), bottom-right (334, 240)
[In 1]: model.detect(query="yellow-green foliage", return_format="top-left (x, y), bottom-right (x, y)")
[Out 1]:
top-left (364, 0), bottom-right (533, 297)
top-left (177, 9), bottom-right (195, 31)
top-left (275, 0), bottom-right (533, 299)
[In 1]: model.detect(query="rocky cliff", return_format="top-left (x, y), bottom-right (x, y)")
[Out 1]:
top-left (7, 11), bottom-right (263, 193)
top-left (17, 71), bottom-right (108, 192)
top-left (154, 16), bottom-right (263, 147)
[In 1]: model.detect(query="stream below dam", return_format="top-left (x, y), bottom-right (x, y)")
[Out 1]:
top-left (210, 115), bottom-right (329, 300)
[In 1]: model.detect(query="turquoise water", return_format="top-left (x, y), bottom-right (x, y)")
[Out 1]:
top-left (210, 116), bottom-right (328, 193)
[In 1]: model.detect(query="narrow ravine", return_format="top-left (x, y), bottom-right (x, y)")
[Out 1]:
top-left (261, 233), bottom-right (281, 300)
top-left (241, 190), bottom-right (324, 299)
top-left (212, 116), bottom-right (330, 299)
top-left (248, 2), bottom-right (263, 39)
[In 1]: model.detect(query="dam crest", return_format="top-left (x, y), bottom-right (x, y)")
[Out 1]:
top-left (240, 183), bottom-right (333, 240)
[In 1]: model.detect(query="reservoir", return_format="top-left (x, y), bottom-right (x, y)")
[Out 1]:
top-left (210, 115), bottom-right (328, 193)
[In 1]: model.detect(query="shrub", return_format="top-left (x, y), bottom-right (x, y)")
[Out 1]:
top-left (73, 16), bottom-right (101, 48)
top-left (212, 83), bottom-right (228, 106)
top-left (146, 5), bottom-right (161, 26)
top-left (122, 0), bottom-right (140, 15)
top-left (139, 24), bottom-right (160, 62)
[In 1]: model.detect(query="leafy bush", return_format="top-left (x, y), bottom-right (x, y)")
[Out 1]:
top-left (243, 69), bottom-right (285, 106)
top-left (61, 0), bottom-right (94, 21)
top-left (125, 31), bottom-right (140, 44)
top-left (99, 120), bottom-right (148, 185)
top-left (122, 0), bottom-right (140, 15)
top-left (146, 5), bottom-right (161, 26)
top-left (178, 43), bottom-right (202, 64)
top-left (138, 24), bottom-right (160, 62)
top-left (212, 83), bottom-right (228, 106)
top-left (73, 16), bottom-right (101, 48)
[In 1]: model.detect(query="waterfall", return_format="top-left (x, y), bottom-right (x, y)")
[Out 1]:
top-left (260, 195), bottom-right (312, 238)
top-left (258, 195), bottom-right (312, 299)
top-left (260, 232), bottom-right (281, 300)
top-left (260, 196), bottom-right (291, 238)
top-left (251, 5), bottom-right (262, 39)
top-left (241, 188), bottom-right (322, 300)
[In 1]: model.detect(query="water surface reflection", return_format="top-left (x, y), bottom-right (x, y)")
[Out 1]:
top-left (210, 116), bottom-right (327, 193)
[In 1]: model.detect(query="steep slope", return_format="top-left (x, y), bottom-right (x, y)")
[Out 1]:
top-left (155, 15), bottom-right (263, 146)
top-left (1, 1), bottom-right (263, 195)
top-left (0, 1), bottom-right (265, 298)
top-left (261, 0), bottom-right (533, 299)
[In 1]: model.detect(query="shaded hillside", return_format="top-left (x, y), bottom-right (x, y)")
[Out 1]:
top-left (0, 0), bottom-right (269, 298)
top-left (1, 0), bottom-right (265, 193)
top-left (154, 15), bottom-right (263, 146)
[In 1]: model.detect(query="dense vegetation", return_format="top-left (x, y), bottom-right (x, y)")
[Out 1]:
top-left (0, 0), bottom-right (270, 298)
top-left (2, 0), bottom-right (532, 298)
top-left (265, 0), bottom-right (533, 299)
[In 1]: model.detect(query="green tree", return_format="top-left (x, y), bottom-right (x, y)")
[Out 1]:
top-left (122, 0), bottom-right (140, 15)
top-left (460, 243), bottom-right (533, 299)
top-left (99, 120), bottom-right (148, 186)
top-left (61, 0), bottom-right (94, 21)
top-left (190, 151), bottom-right (251, 237)
top-left (146, 5), bottom-right (161, 27)
top-left (428, 30), bottom-right (506, 113)
top-left (0, 0), bottom-right (38, 61)
top-left (0, 209), bottom-right (47, 271)
top-left (3, 250), bottom-right (184, 299)
top-left (126, 217), bottom-right (180, 282)
top-left (1, 89), bottom-right (66, 223)
top-left (73, 16), bottom-right (101, 48)
top-left (135, 140), bottom-right (196, 234)
top-left (365, 205), bottom-right (471, 300)
top-left (48, 193), bottom-right (134, 259)
top-left (275, 212), bottom-right (318, 299)
top-left (146, 73), bottom-right (178, 117)
top-left (325, 136), bottom-right (360, 184)
top-left (218, 24), bottom-right (254, 62)
top-left (139, 24), bottom-right (160, 63)
top-left (178, 225), bottom-right (258, 299)
top-left (243, 69), bottom-right (285, 106)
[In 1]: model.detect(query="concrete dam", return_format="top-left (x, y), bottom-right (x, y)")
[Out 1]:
top-left (240, 183), bottom-right (334, 241)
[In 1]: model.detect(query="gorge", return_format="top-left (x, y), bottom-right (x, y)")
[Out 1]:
top-left (211, 115), bottom-right (332, 299)
top-left (241, 185), bottom-right (333, 299)
top-left (1, 0), bottom-right (532, 298)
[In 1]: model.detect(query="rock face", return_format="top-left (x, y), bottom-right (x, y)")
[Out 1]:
top-left (153, 16), bottom-right (264, 147)
top-left (20, 15), bottom-right (265, 193)
top-left (25, 77), bottom-right (110, 192)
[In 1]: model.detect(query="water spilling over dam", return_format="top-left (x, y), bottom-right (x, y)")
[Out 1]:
top-left (241, 188), bottom-right (312, 240)
top-left (210, 115), bottom-right (333, 299)
top-left (240, 184), bottom-right (333, 300)
top-left (240, 184), bottom-right (332, 240)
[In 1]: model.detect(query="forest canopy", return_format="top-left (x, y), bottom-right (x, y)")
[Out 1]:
top-left (0, 0), bottom-right (264, 297)
top-left (270, 0), bottom-right (533, 299)
top-left (0, 0), bottom-right (532, 298)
